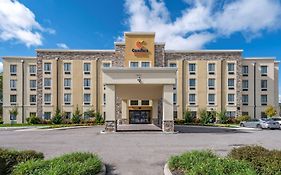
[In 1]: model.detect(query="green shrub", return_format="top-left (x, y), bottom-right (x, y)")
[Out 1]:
top-left (236, 115), bottom-right (251, 123)
top-left (12, 152), bottom-right (102, 175)
top-left (26, 115), bottom-right (41, 124)
top-left (72, 106), bottom-right (82, 124)
top-left (184, 110), bottom-right (193, 124)
top-left (0, 116), bottom-right (3, 124)
top-left (0, 148), bottom-right (44, 175)
top-left (217, 110), bottom-right (228, 124)
top-left (51, 108), bottom-right (63, 124)
top-left (228, 145), bottom-right (281, 175)
top-left (169, 150), bottom-right (255, 175)
top-left (94, 112), bottom-right (104, 124)
top-left (174, 119), bottom-right (185, 125)
top-left (199, 109), bottom-right (212, 124)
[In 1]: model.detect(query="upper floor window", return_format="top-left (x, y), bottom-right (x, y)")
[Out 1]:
top-left (84, 78), bottom-right (91, 89)
top-left (261, 80), bottom-right (267, 91)
top-left (84, 63), bottom-right (91, 74)
top-left (141, 100), bottom-right (150, 105)
top-left (189, 94), bottom-right (196, 105)
top-left (44, 63), bottom-right (51, 73)
top-left (44, 94), bottom-right (51, 105)
top-left (208, 78), bottom-right (215, 90)
top-left (10, 95), bottom-right (17, 104)
top-left (102, 62), bottom-right (111, 68)
top-left (84, 93), bottom-right (91, 105)
top-left (64, 63), bottom-right (71, 74)
top-left (228, 94), bottom-right (235, 105)
top-left (189, 79), bottom-right (196, 90)
top-left (242, 80), bottom-right (248, 91)
top-left (208, 94), bottom-right (215, 105)
top-left (228, 78), bottom-right (235, 90)
top-left (130, 100), bottom-right (138, 106)
top-left (261, 95), bottom-right (267, 105)
top-left (141, 62), bottom-right (150, 68)
top-left (242, 65), bottom-right (248, 76)
top-left (30, 95), bottom-right (36, 105)
top-left (261, 66), bottom-right (268, 76)
top-left (29, 65), bottom-right (36, 75)
top-left (130, 62), bottom-right (139, 68)
top-left (10, 65), bottom-right (17, 75)
top-left (208, 63), bottom-right (215, 74)
top-left (30, 80), bottom-right (37, 90)
top-left (189, 63), bottom-right (196, 75)
top-left (169, 63), bottom-right (177, 67)
top-left (44, 78), bottom-right (51, 89)
top-left (228, 63), bottom-right (235, 74)
top-left (10, 80), bottom-right (17, 90)
top-left (64, 93), bottom-right (71, 105)
top-left (242, 95), bottom-right (248, 105)
top-left (64, 78), bottom-right (71, 89)
top-left (173, 93), bottom-right (177, 105)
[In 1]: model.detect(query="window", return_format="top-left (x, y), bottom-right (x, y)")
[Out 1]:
top-left (228, 94), bottom-right (235, 105)
top-left (10, 80), bottom-right (17, 90)
top-left (228, 63), bottom-right (235, 74)
top-left (130, 100), bottom-right (138, 106)
top-left (242, 80), bottom-right (248, 91)
top-left (261, 80), bottom-right (267, 91)
top-left (189, 63), bottom-right (196, 74)
top-left (29, 65), bottom-right (36, 75)
top-left (208, 94), bottom-right (215, 105)
top-left (228, 78), bottom-right (235, 89)
top-left (10, 113), bottom-right (16, 120)
top-left (64, 78), bottom-right (71, 89)
top-left (64, 93), bottom-right (71, 105)
top-left (44, 63), bottom-right (51, 73)
top-left (44, 94), bottom-right (51, 105)
top-left (189, 79), bottom-right (196, 90)
top-left (189, 94), bottom-right (196, 105)
top-left (169, 63), bottom-right (177, 67)
top-left (30, 95), bottom-right (36, 105)
top-left (44, 112), bottom-right (51, 120)
top-left (208, 78), bottom-right (215, 90)
top-left (83, 78), bottom-right (91, 89)
top-left (173, 93), bottom-right (177, 105)
top-left (10, 65), bottom-right (17, 75)
top-left (130, 62), bottom-right (139, 68)
top-left (242, 66), bottom-right (248, 76)
top-left (226, 111), bottom-right (236, 118)
top-left (261, 66), bottom-right (267, 76)
top-left (242, 95), bottom-right (248, 105)
top-left (65, 112), bottom-right (71, 119)
top-left (208, 63), bottom-right (215, 74)
top-left (10, 95), bottom-right (17, 104)
top-left (261, 112), bottom-right (267, 118)
top-left (102, 62), bottom-right (111, 68)
top-left (44, 78), bottom-right (51, 89)
top-left (173, 111), bottom-right (178, 119)
top-left (64, 63), bottom-right (71, 74)
top-left (103, 93), bottom-right (106, 105)
top-left (141, 62), bottom-right (150, 67)
top-left (84, 63), bottom-right (91, 74)
top-left (261, 95), bottom-right (267, 105)
top-left (141, 100), bottom-right (150, 105)
top-left (84, 94), bottom-right (91, 105)
top-left (30, 80), bottom-right (37, 90)
top-left (242, 112), bottom-right (249, 116)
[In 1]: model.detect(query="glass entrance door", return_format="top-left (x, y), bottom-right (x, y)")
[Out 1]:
top-left (129, 110), bottom-right (150, 124)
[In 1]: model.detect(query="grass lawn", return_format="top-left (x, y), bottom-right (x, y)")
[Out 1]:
top-left (0, 123), bottom-right (96, 128)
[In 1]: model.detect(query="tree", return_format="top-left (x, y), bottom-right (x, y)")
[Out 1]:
top-left (183, 109), bottom-right (193, 124)
top-left (264, 105), bottom-right (277, 118)
top-left (52, 108), bottom-right (63, 124)
top-left (217, 110), bottom-right (228, 124)
top-left (72, 105), bottom-right (82, 124)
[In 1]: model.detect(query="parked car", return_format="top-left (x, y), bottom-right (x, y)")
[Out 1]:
top-left (271, 117), bottom-right (281, 125)
top-left (240, 118), bottom-right (280, 129)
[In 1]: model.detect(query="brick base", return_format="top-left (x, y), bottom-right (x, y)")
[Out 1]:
top-left (162, 120), bottom-right (174, 132)
top-left (105, 121), bottom-right (116, 132)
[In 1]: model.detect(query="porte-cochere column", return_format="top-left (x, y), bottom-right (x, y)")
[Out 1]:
top-left (162, 84), bottom-right (174, 132)
top-left (105, 84), bottom-right (116, 132)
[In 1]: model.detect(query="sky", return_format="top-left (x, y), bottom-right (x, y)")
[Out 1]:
top-left (0, 0), bottom-right (281, 100)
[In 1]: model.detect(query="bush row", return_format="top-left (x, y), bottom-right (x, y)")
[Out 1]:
top-left (0, 148), bottom-right (44, 175)
top-left (12, 152), bottom-right (102, 175)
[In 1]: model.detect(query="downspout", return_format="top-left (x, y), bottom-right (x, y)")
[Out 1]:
top-left (96, 59), bottom-right (99, 113)
top-left (253, 62), bottom-right (256, 119)
top-left (56, 58), bottom-right (59, 110)
top-left (21, 60), bottom-right (24, 123)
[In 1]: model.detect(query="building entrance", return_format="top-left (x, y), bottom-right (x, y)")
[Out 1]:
top-left (129, 110), bottom-right (151, 124)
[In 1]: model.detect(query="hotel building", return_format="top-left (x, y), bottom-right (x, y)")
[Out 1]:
top-left (2, 32), bottom-right (279, 132)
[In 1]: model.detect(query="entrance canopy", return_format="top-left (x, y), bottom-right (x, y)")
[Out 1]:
top-left (102, 67), bottom-right (177, 132)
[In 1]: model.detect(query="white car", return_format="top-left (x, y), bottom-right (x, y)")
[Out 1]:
top-left (240, 118), bottom-right (280, 129)
top-left (272, 117), bottom-right (281, 126)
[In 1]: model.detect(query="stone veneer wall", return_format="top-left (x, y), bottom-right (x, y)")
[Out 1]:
top-left (164, 52), bottom-right (243, 116)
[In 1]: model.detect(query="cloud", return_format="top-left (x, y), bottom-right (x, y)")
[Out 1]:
top-left (0, 62), bottom-right (2, 73)
top-left (56, 43), bottom-right (69, 49)
top-left (0, 0), bottom-right (54, 47)
top-left (123, 0), bottom-right (281, 49)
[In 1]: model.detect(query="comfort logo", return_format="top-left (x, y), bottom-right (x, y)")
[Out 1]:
top-left (132, 40), bottom-right (148, 53)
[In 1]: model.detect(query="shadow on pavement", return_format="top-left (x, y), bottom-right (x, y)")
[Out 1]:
top-left (105, 164), bottom-right (120, 175)
top-left (175, 125), bottom-right (250, 134)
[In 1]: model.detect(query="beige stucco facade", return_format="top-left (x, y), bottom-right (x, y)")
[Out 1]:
top-left (2, 32), bottom-right (279, 132)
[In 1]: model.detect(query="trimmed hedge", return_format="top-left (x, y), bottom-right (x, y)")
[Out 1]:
top-left (12, 152), bottom-right (102, 175)
top-left (168, 150), bottom-right (256, 175)
top-left (228, 145), bottom-right (281, 175)
top-left (0, 148), bottom-right (44, 175)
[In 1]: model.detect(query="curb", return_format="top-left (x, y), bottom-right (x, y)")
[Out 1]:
top-left (164, 163), bottom-right (173, 175)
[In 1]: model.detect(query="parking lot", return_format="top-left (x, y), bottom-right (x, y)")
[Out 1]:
top-left (0, 125), bottom-right (280, 175)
